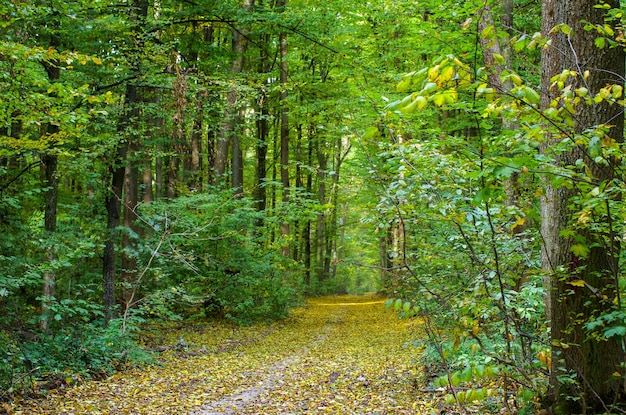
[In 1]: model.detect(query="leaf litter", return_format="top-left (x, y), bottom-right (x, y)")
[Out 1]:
top-left (10, 295), bottom-right (443, 414)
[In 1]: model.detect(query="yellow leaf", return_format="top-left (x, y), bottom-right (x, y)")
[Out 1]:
top-left (569, 279), bottom-right (585, 287)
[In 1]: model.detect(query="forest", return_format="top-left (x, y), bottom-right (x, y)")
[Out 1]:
top-left (2, 0), bottom-right (626, 413)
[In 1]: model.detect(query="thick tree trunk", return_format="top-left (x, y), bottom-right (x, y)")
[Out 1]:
top-left (541, 0), bottom-right (625, 411)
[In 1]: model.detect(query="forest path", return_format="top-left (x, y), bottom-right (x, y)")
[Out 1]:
top-left (13, 295), bottom-right (430, 415)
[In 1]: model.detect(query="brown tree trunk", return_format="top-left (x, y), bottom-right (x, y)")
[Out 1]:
top-left (254, 86), bottom-right (269, 225)
top-left (167, 69), bottom-right (187, 199)
top-left (540, 0), bottom-right (625, 411)
top-left (316, 137), bottom-right (328, 281)
top-left (142, 162), bottom-right (153, 203)
top-left (122, 146), bottom-right (139, 305)
top-left (278, 2), bottom-right (290, 257)
top-left (189, 90), bottom-right (205, 192)
top-left (103, 0), bottom-right (148, 323)
top-left (213, 0), bottom-right (254, 187)
top-left (40, 150), bottom-right (58, 331)
top-left (232, 126), bottom-right (244, 195)
top-left (40, 30), bottom-right (61, 331)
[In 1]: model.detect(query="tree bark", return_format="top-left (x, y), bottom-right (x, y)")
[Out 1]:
top-left (103, 0), bottom-right (148, 323)
top-left (167, 68), bottom-right (187, 199)
top-left (189, 90), bottom-right (205, 192)
top-left (40, 30), bottom-right (61, 331)
top-left (40, 150), bottom-right (58, 331)
top-left (213, 0), bottom-right (254, 187)
top-left (254, 85), bottom-right (269, 226)
top-left (316, 137), bottom-right (328, 281)
top-left (122, 144), bottom-right (139, 305)
top-left (278, 0), bottom-right (290, 258)
top-left (540, 0), bottom-right (625, 411)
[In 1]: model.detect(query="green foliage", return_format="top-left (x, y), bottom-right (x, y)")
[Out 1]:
top-left (137, 190), bottom-right (303, 324)
top-left (0, 312), bottom-right (151, 397)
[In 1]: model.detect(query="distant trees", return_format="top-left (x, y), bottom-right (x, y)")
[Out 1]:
top-left (1, 1), bottom-right (375, 394)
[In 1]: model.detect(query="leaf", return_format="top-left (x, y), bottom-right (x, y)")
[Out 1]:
top-left (423, 82), bottom-right (438, 93)
top-left (414, 95), bottom-right (428, 110)
top-left (432, 93), bottom-right (446, 107)
top-left (595, 37), bottom-right (606, 49)
top-left (588, 135), bottom-right (602, 158)
top-left (604, 326), bottom-right (626, 338)
top-left (396, 76), bottom-right (412, 93)
top-left (570, 244), bottom-right (589, 258)
top-left (568, 279), bottom-right (585, 287)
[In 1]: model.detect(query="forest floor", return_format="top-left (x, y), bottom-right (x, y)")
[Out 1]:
top-left (10, 295), bottom-right (445, 415)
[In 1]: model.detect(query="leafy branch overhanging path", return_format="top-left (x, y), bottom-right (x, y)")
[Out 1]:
top-left (14, 295), bottom-right (433, 414)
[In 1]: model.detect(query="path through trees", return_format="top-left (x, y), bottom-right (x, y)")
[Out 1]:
top-left (12, 296), bottom-right (433, 415)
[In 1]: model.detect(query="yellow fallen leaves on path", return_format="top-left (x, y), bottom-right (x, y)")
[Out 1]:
top-left (11, 295), bottom-right (437, 415)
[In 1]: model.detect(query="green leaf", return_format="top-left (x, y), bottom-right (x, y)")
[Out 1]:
top-left (396, 76), bottom-right (411, 93)
top-left (432, 93), bottom-right (446, 107)
top-left (415, 95), bottom-right (428, 110)
top-left (595, 37), bottom-right (606, 49)
top-left (570, 244), bottom-right (589, 258)
top-left (604, 326), bottom-right (626, 338)
top-left (423, 82), bottom-right (438, 93)
top-left (362, 126), bottom-right (379, 140)
top-left (588, 135), bottom-right (602, 158)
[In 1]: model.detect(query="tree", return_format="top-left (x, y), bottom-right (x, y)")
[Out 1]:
top-left (278, 0), bottom-right (291, 258)
top-left (540, 0), bottom-right (625, 411)
top-left (213, 0), bottom-right (254, 189)
top-left (103, 0), bottom-right (149, 322)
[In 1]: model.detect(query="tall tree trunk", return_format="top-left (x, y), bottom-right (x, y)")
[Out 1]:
top-left (278, 3), bottom-right (290, 257)
top-left (540, 0), bottom-right (625, 411)
top-left (122, 145), bottom-right (139, 305)
top-left (40, 30), bottom-right (61, 331)
top-left (40, 150), bottom-right (58, 331)
top-left (292, 124), bottom-right (304, 262)
top-left (316, 137), bottom-right (328, 282)
top-left (254, 86), bottom-right (269, 226)
top-left (142, 162), bottom-right (153, 203)
top-left (103, 0), bottom-right (148, 323)
top-left (232, 124), bottom-right (244, 195)
top-left (213, 0), bottom-right (254, 187)
top-left (167, 68), bottom-right (187, 199)
top-left (189, 90), bottom-right (205, 192)
top-left (155, 142), bottom-right (164, 199)
top-left (303, 125), bottom-right (314, 289)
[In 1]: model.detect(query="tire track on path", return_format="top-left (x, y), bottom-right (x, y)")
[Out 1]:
top-left (190, 303), bottom-right (346, 415)
top-left (11, 295), bottom-right (424, 415)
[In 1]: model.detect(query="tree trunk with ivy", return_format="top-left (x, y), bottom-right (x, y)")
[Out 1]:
top-left (540, 0), bottom-right (625, 411)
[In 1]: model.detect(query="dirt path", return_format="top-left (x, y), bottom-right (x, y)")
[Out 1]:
top-left (12, 295), bottom-right (430, 415)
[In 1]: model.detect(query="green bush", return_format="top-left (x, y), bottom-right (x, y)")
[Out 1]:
top-left (137, 190), bottom-right (303, 324)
